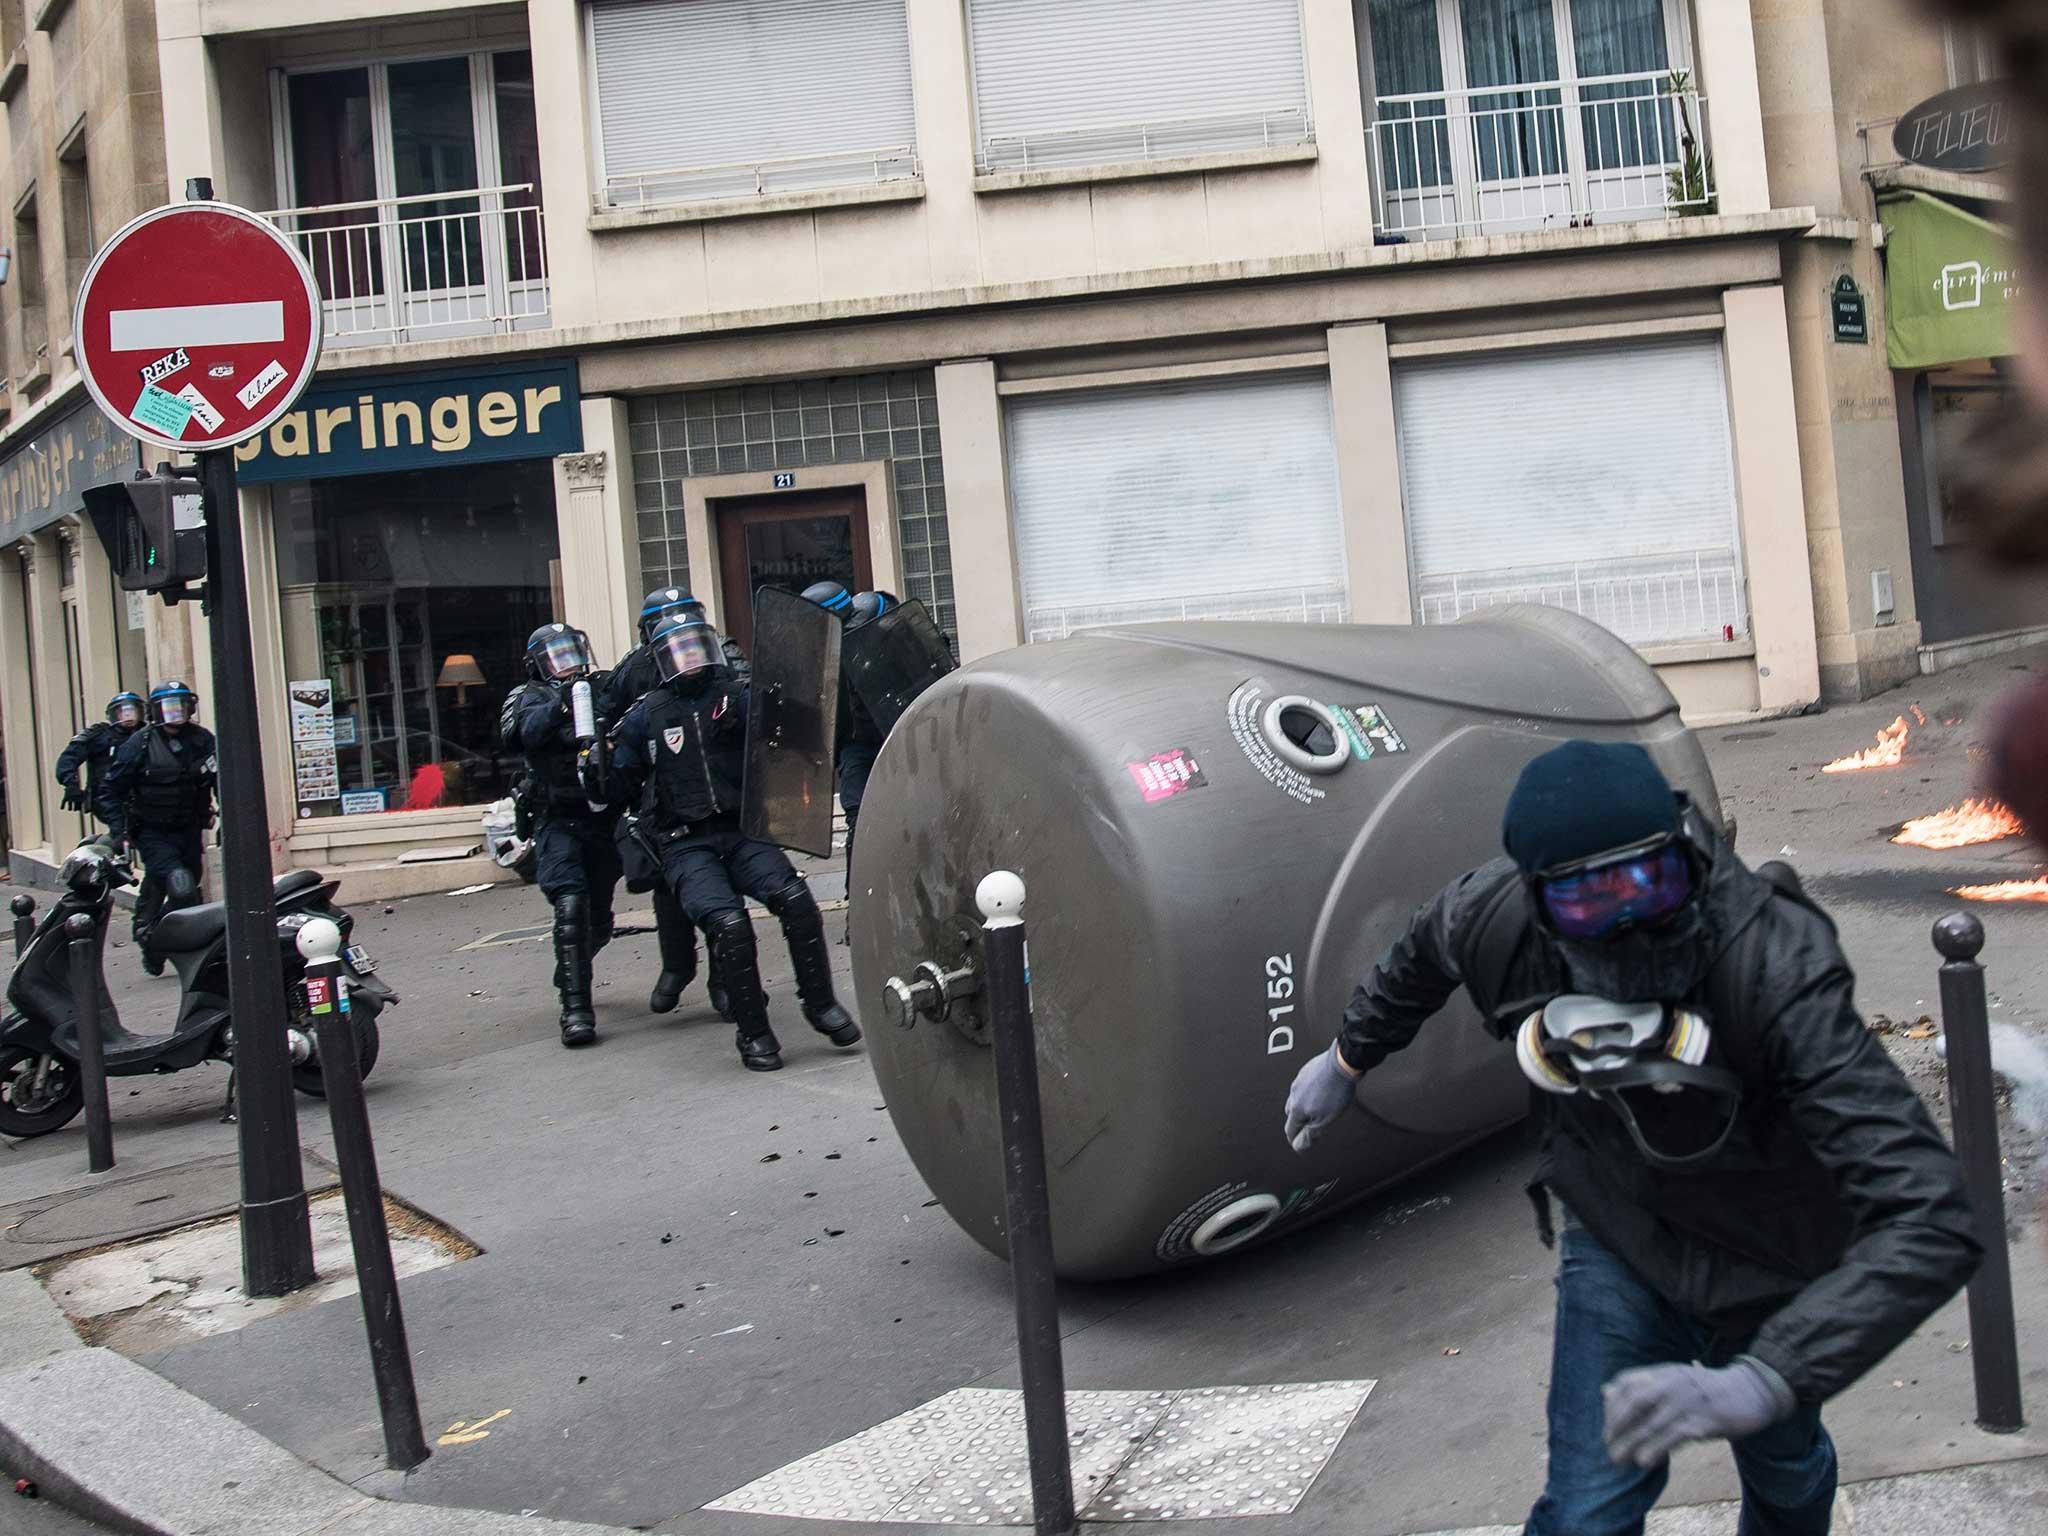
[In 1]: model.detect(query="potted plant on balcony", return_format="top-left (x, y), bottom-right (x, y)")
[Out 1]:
top-left (1666, 71), bottom-right (1717, 217)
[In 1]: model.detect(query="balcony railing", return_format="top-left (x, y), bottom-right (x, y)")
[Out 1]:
top-left (602, 147), bottom-right (919, 210)
top-left (1417, 548), bottom-right (1746, 649)
top-left (261, 185), bottom-right (549, 348)
top-left (1369, 71), bottom-right (1714, 240)
top-left (980, 106), bottom-right (1312, 175)
top-left (1025, 582), bottom-right (1349, 643)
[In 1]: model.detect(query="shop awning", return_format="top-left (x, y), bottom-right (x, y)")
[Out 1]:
top-left (1881, 190), bottom-right (2017, 370)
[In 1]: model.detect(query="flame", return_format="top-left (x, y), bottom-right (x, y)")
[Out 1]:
top-left (1893, 798), bottom-right (2027, 850)
top-left (1822, 716), bottom-right (1910, 773)
top-left (1911, 705), bottom-right (1928, 726)
top-left (1953, 877), bottom-right (2048, 903)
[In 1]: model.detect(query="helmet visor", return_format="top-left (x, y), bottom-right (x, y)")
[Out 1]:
top-left (1538, 844), bottom-right (1693, 942)
top-left (536, 631), bottom-right (591, 679)
top-left (654, 626), bottom-right (719, 683)
top-left (111, 700), bottom-right (142, 727)
top-left (155, 695), bottom-right (191, 725)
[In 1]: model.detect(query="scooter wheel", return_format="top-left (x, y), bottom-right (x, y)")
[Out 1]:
top-left (292, 1006), bottom-right (382, 1099)
top-left (0, 1047), bottom-right (85, 1138)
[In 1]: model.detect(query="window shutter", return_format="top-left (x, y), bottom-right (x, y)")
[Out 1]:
top-left (1394, 338), bottom-right (1747, 646)
top-left (1006, 376), bottom-right (1349, 641)
top-left (591, 0), bottom-right (916, 207)
top-left (967, 0), bottom-right (1312, 173)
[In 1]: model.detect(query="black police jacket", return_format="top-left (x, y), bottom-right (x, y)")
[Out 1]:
top-left (611, 677), bottom-right (747, 829)
top-left (1335, 837), bottom-right (1979, 1408)
top-left (55, 721), bottom-right (133, 810)
top-left (598, 634), bottom-right (751, 720)
top-left (106, 725), bottom-right (217, 830)
top-left (510, 679), bottom-right (614, 821)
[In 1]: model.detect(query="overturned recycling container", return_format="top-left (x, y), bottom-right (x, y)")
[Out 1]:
top-left (849, 605), bottom-right (1723, 1280)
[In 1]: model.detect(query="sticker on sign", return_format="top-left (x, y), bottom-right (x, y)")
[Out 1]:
top-left (140, 347), bottom-right (189, 387)
top-left (131, 383), bottom-right (196, 438)
top-left (237, 359), bottom-right (289, 411)
top-left (175, 383), bottom-right (224, 434)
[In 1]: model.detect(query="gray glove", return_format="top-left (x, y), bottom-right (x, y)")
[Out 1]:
top-left (1602, 1357), bottom-right (1796, 1467)
top-left (1283, 1043), bottom-right (1360, 1152)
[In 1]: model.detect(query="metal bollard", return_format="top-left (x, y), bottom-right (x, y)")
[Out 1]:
top-left (1933, 912), bottom-right (2025, 1434)
top-left (977, 871), bottom-right (1077, 1536)
top-left (12, 893), bottom-right (36, 958)
top-left (65, 914), bottom-right (114, 1173)
top-left (298, 919), bottom-right (432, 1472)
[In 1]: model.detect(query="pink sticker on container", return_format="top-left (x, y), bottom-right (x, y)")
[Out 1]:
top-left (1127, 748), bottom-right (1207, 804)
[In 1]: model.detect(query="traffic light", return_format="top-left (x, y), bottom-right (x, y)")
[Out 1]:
top-left (82, 467), bottom-right (207, 597)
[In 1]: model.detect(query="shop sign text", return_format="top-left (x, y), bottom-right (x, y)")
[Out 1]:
top-left (0, 401), bottom-right (140, 546)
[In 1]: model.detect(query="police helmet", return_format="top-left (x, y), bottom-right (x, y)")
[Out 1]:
top-left (526, 623), bottom-right (594, 682)
top-left (640, 586), bottom-right (708, 642)
top-left (846, 590), bottom-right (899, 631)
top-left (801, 581), bottom-right (854, 619)
top-left (148, 680), bottom-right (198, 727)
top-left (648, 614), bottom-right (721, 688)
top-left (107, 691), bottom-right (145, 728)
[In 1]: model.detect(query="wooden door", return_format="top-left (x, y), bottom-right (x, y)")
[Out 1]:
top-left (714, 487), bottom-right (872, 656)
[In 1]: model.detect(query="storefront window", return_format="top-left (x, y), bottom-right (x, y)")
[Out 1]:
top-left (272, 459), bottom-right (560, 816)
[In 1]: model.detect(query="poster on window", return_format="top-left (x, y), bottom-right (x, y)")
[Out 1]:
top-left (289, 678), bottom-right (337, 744)
top-left (294, 741), bottom-right (339, 803)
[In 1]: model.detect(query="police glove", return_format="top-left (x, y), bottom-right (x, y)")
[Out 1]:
top-left (60, 784), bottom-right (87, 813)
top-left (1283, 1042), bottom-right (1361, 1152)
top-left (1602, 1357), bottom-right (1796, 1468)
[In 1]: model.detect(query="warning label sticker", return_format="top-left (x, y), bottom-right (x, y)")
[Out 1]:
top-left (1333, 702), bottom-right (1409, 762)
top-left (1126, 748), bottom-right (1206, 804)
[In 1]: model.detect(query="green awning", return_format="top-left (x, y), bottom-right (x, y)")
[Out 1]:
top-left (1881, 190), bottom-right (2017, 370)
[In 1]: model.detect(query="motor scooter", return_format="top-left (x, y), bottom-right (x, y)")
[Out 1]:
top-left (0, 840), bottom-right (396, 1138)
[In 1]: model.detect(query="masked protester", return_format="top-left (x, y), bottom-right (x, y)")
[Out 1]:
top-left (799, 582), bottom-right (886, 873)
top-left (599, 586), bottom-right (752, 1015)
top-left (1283, 740), bottom-right (1979, 1536)
top-left (55, 691), bottom-right (144, 842)
top-left (507, 624), bottom-right (626, 1048)
top-left (599, 613), bottom-right (862, 1072)
top-left (104, 682), bottom-right (216, 976)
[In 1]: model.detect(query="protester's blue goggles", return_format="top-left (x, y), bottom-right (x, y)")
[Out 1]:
top-left (1537, 843), bottom-right (1695, 941)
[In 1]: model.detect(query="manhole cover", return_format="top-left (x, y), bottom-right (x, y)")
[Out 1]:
top-left (1, 1152), bottom-right (337, 1269)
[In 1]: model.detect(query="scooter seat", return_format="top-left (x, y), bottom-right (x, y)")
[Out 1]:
top-left (150, 902), bottom-right (227, 953)
top-left (274, 869), bottom-right (323, 901)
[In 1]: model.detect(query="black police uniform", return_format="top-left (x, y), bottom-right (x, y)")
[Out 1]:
top-left (55, 720), bottom-right (137, 840)
top-left (105, 723), bottom-right (216, 957)
top-left (611, 667), bottom-right (860, 1071)
top-left (508, 674), bottom-right (623, 1045)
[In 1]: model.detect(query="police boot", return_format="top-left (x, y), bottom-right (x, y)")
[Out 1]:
top-left (554, 894), bottom-right (597, 1048)
top-left (648, 888), bottom-right (697, 1014)
top-left (770, 878), bottom-right (862, 1048)
top-left (706, 909), bottom-right (780, 1071)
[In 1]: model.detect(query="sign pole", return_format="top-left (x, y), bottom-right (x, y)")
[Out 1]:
top-left (201, 439), bottom-right (317, 1297)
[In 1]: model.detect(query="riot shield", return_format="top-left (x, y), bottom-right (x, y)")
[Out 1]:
top-left (740, 586), bottom-right (842, 856)
top-left (843, 599), bottom-right (957, 738)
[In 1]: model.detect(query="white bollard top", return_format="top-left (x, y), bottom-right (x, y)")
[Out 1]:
top-left (295, 915), bottom-right (345, 962)
top-left (976, 870), bottom-right (1026, 929)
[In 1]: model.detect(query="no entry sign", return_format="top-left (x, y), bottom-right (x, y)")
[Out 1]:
top-left (73, 200), bottom-right (323, 453)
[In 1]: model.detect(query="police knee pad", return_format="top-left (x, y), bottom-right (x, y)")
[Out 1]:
top-left (764, 877), bottom-right (820, 926)
top-left (166, 868), bottom-right (199, 904)
top-left (704, 907), bottom-right (757, 963)
top-left (555, 891), bottom-right (586, 929)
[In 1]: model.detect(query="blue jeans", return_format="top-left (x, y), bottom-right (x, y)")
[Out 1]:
top-left (1524, 1220), bottom-right (1837, 1536)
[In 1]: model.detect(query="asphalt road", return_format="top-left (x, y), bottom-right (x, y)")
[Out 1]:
top-left (2, 643), bottom-right (2045, 1536)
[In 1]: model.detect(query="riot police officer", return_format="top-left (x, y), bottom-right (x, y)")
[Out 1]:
top-left (835, 591), bottom-right (899, 865)
top-left (604, 613), bottom-right (862, 1072)
top-left (600, 586), bottom-right (751, 1015)
top-left (508, 624), bottom-right (623, 1048)
top-left (55, 691), bottom-right (144, 842)
top-left (104, 682), bottom-right (216, 974)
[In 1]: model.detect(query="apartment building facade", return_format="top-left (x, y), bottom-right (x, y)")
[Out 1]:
top-left (71, 0), bottom-right (2007, 879)
top-left (0, 0), bottom-right (165, 876)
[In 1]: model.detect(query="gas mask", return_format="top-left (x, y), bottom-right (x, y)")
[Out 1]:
top-left (1515, 994), bottom-right (1743, 1168)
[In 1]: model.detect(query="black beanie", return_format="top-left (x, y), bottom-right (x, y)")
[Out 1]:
top-left (1502, 740), bottom-right (1681, 875)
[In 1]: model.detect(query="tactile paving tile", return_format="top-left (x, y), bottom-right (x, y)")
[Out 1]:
top-left (1081, 1381), bottom-right (1373, 1521)
top-left (704, 1380), bottom-right (1373, 1525)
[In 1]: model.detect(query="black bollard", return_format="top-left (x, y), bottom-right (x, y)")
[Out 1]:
top-left (978, 871), bottom-right (1077, 1536)
top-left (65, 914), bottom-right (114, 1173)
top-left (12, 893), bottom-right (35, 958)
top-left (299, 922), bottom-right (431, 1471)
top-left (1933, 912), bottom-right (2025, 1434)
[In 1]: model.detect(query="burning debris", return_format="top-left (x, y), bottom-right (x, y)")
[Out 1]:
top-left (1951, 877), bottom-right (2048, 904)
top-left (1823, 716), bottom-right (1911, 773)
top-left (1893, 798), bottom-right (2027, 850)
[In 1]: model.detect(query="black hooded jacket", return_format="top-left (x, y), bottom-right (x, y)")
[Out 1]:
top-left (1336, 836), bottom-right (1979, 1407)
